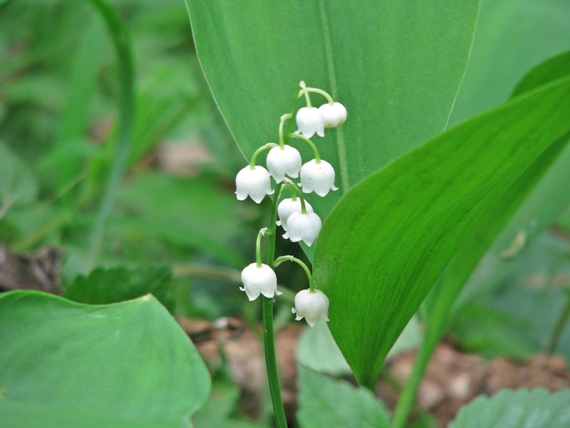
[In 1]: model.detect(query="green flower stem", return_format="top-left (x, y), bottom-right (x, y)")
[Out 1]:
top-left (306, 87), bottom-right (335, 104)
top-left (288, 133), bottom-right (321, 163)
top-left (86, 0), bottom-right (134, 271)
top-left (250, 143), bottom-right (278, 169)
top-left (392, 278), bottom-right (461, 427)
top-left (299, 80), bottom-right (312, 107)
top-left (262, 181), bottom-right (287, 428)
top-left (255, 228), bottom-right (267, 268)
top-left (280, 183), bottom-right (298, 200)
top-left (266, 182), bottom-right (282, 265)
top-left (284, 91), bottom-right (302, 139)
top-left (274, 256), bottom-right (314, 292)
top-left (279, 114), bottom-right (292, 148)
top-left (392, 327), bottom-right (439, 428)
top-left (279, 181), bottom-right (307, 213)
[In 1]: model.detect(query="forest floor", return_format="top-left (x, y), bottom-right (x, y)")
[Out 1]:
top-left (181, 317), bottom-right (570, 427)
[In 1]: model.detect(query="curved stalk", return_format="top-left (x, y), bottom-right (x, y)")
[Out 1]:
top-left (86, 0), bottom-right (134, 271)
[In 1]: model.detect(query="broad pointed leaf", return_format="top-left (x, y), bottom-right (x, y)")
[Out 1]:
top-left (186, 0), bottom-right (480, 249)
top-left (314, 77), bottom-right (570, 388)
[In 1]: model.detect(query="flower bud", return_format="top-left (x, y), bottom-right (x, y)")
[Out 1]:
top-left (240, 263), bottom-right (282, 301)
top-left (296, 107), bottom-right (325, 138)
top-left (292, 289), bottom-right (329, 327)
top-left (266, 145), bottom-right (302, 182)
top-left (319, 102), bottom-right (347, 128)
top-left (276, 198), bottom-right (313, 238)
top-left (235, 165), bottom-right (274, 204)
top-left (300, 159), bottom-right (338, 197)
top-left (286, 211), bottom-right (322, 246)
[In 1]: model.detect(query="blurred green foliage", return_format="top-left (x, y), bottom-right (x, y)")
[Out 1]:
top-left (0, 0), bottom-right (311, 321)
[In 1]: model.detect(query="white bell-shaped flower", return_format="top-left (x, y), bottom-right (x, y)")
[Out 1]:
top-left (292, 289), bottom-right (330, 327)
top-left (286, 211), bottom-right (322, 246)
top-left (277, 198), bottom-right (313, 239)
top-left (235, 165), bottom-right (274, 204)
top-left (319, 102), bottom-right (347, 128)
top-left (240, 263), bottom-right (282, 301)
top-left (300, 159), bottom-right (338, 197)
top-left (266, 145), bottom-right (302, 182)
top-left (296, 107), bottom-right (325, 138)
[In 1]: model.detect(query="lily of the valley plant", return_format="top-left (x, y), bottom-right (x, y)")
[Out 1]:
top-left (234, 81), bottom-right (347, 427)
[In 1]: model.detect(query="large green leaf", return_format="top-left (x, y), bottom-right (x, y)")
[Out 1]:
top-left (0, 291), bottom-right (210, 428)
top-left (313, 77), bottom-right (570, 388)
top-left (187, 0), bottom-right (480, 241)
top-left (297, 367), bottom-right (391, 428)
top-left (449, 50), bottom-right (570, 312)
top-left (449, 388), bottom-right (570, 428)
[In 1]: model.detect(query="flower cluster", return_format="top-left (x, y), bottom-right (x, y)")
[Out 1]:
top-left (235, 81), bottom-right (347, 327)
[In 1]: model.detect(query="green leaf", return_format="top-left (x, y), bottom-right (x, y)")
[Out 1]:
top-left (313, 77), bottom-right (570, 388)
top-left (449, 388), bottom-right (570, 428)
top-left (0, 291), bottom-right (211, 427)
top-left (512, 50), bottom-right (570, 98)
top-left (0, 402), bottom-right (174, 428)
top-left (296, 322), bottom-right (352, 377)
top-left (450, 50), bottom-right (570, 313)
top-left (297, 367), bottom-right (392, 428)
top-left (65, 265), bottom-right (175, 312)
top-left (186, 0), bottom-right (480, 244)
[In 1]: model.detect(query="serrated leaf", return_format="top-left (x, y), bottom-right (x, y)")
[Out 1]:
top-left (0, 291), bottom-right (211, 428)
top-left (314, 77), bottom-right (570, 388)
top-left (297, 367), bottom-right (391, 428)
top-left (449, 389), bottom-right (570, 428)
top-left (65, 265), bottom-right (175, 312)
top-left (186, 0), bottom-right (479, 256)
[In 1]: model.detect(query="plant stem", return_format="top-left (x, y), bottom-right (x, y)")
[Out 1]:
top-left (288, 133), bottom-right (321, 162)
top-left (262, 297), bottom-right (287, 427)
top-left (392, 328), bottom-right (439, 428)
top-left (279, 114), bottom-right (292, 148)
top-left (86, 0), bottom-right (134, 271)
top-left (547, 296), bottom-right (570, 354)
top-left (250, 143), bottom-right (277, 169)
top-left (263, 182), bottom-right (287, 427)
top-left (274, 256), bottom-right (314, 292)
top-left (306, 87), bottom-right (334, 104)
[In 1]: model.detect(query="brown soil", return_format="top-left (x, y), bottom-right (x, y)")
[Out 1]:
top-left (179, 317), bottom-right (570, 427)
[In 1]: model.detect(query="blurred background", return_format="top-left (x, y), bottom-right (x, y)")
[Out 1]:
top-left (0, 0), bottom-right (309, 320)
